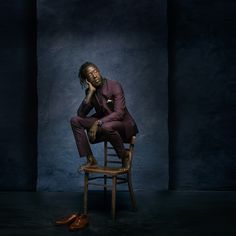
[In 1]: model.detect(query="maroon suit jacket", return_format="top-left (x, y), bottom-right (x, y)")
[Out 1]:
top-left (78, 78), bottom-right (138, 142)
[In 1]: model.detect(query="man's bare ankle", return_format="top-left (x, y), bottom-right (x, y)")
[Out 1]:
top-left (86, 155), bottom-right (98, 165)
top-left (121, 150), bottom-right (131, 169)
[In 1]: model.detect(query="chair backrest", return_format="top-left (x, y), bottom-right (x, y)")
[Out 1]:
top-left (104, 136), bottom-right (136, 168)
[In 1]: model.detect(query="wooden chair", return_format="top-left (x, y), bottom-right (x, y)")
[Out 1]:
top-left (82, 136), bottom-right (137, 219)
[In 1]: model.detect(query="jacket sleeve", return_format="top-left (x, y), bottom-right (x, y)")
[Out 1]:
top-left (77, 89), bottom-right (94, 117)
top-left (100, 82), bottom-right (126, 123)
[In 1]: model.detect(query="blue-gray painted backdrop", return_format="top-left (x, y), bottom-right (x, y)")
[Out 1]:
top-left (37, 0), bottom-right (168, 191)
top-left (169, 0), bottom-right (236, 190)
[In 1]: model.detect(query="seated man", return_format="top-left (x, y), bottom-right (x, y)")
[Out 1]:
top-left (70, 62), bottom-right (138, 168)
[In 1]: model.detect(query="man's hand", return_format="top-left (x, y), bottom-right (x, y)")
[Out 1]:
top-left (88, 121), bottom-right (98, 142)
top-left (86, 79), bottom-right (96, 93)
top-left (84, 80), bottom-right (96, 104)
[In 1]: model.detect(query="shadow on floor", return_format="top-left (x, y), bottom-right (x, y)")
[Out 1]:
top-left (0, 191), bottom-right (235, 236)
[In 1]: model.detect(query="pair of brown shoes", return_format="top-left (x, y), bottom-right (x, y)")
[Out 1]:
top-left (55, 213), bottom-right (89, 231)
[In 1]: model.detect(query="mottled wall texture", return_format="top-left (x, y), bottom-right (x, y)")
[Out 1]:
top-left (0, 1), bottom-right (37, 190)
top-left (169, 0), bottom-right (236, 190)
top-left (1, 0), bottom-right (235, 192)
top-left (37, 0), bottom-right (169, 191)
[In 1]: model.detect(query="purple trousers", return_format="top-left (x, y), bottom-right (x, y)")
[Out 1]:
top-left (70, 116), bottom-right (126, 159)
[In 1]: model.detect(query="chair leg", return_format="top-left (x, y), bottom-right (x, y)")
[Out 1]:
top-left (111, 176), bottom-right (117, 220)
top-left (127, 172), bottom-right (137, 210)
top-left (84, 172), bottom-right (89, 214)
top-left (104, 174), bottom-right (107, 194)
top-left (103, 174), bottom-right (107, 207)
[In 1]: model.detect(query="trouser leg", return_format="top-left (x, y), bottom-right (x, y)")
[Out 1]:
top-left (94, 121), bottom-right (126, 159)
top-left (70, 116), bottom-right (97, 157)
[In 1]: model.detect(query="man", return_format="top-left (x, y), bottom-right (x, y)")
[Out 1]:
top-left (70, 62), bottom-right (138, 168)
top-left (55, 62), bottom-right (138, 229)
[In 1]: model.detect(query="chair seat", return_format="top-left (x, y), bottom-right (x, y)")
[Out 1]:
top-left (83, 165), bottom-right (128, 175)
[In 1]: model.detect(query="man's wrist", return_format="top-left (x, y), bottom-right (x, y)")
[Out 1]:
top-left (97, 120), bottom-right (103, 127)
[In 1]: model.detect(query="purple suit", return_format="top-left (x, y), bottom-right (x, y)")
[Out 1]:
top-left (70, 78), bottom-right (138, 159)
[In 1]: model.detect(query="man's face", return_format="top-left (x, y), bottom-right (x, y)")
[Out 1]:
top-left (84, 65), bottom-right (102, 87)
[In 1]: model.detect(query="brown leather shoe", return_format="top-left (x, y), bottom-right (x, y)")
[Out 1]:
top-left (54, 213), bottom-right (77, 226)
top-left (69, 214), bottom-right (89, 231)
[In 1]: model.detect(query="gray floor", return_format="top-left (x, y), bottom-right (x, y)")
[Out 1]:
top-left (0, 191), bottom-right (235, 236)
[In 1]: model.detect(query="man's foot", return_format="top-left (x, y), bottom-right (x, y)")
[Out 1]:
top-left (79, 155), bottom-right (98, 172)
top-left (122, 149), bottom-right (131, 169)
top-left (54, 213), bottom-right (78, 226)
